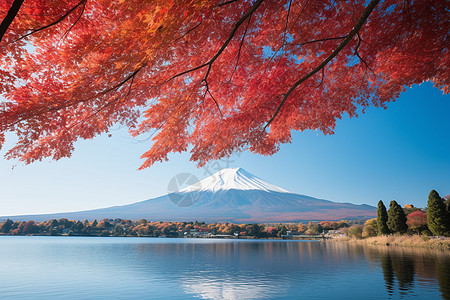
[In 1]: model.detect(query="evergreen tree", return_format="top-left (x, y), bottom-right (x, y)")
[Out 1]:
top-left (1, 219), bottom-right (13, 234)
top-left (427, 190), bottom-right (450, 236)
top-left (377, 200), bottom-right (390, 235)
top-left (387, 200), bottom-right (407, 234)
top-left (277, 225), bottom-right (287, 237)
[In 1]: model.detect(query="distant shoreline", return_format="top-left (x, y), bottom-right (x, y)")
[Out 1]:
top-left (0, 232), bottom-right (327, 240)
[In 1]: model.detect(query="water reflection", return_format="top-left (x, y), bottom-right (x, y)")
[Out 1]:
top-left (436, 256), bottom-right (450, 300)
top-left (350, 243), bottom-right (450, 299)
top-left (131, 240), bottom-right (449, 299)
top-left (381, 252), bottom-right (415, 296)
top-left (0, 237), bottom-right (448, 300)
top-left (183, 276), bottom-right (281, 300)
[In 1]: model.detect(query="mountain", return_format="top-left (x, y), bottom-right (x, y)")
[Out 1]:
top-left (1, 168), bottom-right (376, 222)
top-left (179, 168), bottom-right (291, 194)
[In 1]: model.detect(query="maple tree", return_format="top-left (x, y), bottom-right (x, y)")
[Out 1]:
top-left (405, 210), bottom-right (427, 234)
top-left (0, 0), bottom-right (448, 168)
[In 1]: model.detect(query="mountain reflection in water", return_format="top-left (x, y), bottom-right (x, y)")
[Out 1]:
top-left (0, 237), bottom-right (448, 299)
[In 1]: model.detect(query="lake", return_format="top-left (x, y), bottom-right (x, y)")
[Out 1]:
top-left (0, 236), bottom-right (448, 299)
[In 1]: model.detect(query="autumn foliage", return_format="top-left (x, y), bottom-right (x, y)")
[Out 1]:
top-left (0, 0), bottom-right (448, 167)
top-left (0, 218), bottom-right (343, 237)
top-left (406, 210), bottom-right (427, 234)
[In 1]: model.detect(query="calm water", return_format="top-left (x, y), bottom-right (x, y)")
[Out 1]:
top-left (0, 236), bottom-right (448, 299)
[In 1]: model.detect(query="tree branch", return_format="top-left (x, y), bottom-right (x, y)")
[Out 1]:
top-left (14, 0), bottom-right (86, 42)
top-left (0, 0), bottom-right (24, 43)
top-left (282, 0), bottom-right (293, 46)
top-left (227, 14), bottom-right (252, 82)
top-left (59, 0), bottom-right (87, 42)
top-left (204, 79), bottom-right (223, 117)
top-left (354, 32), bottom-right (375, 74)
top-left (51, 63), bottom-right (146, 112)
top-left (151, 0), bottom-right (264, 118)
top-left (175, 20), bottom-right (203, 42)
top-left (218, 0), bottom-right (241, 7)
top-left (97, 64), bottom-right (146, 97)
top-left (178, 0), bottom-right (244, 42)
top-left (207, 0), bottom-right (264, 68)
top-left (290, 36), bottom-right (347, 47)
top-left (156, 0), bottom-right (264, 87)
top-left (316, 67), bottom-right (325, 88)
top-left (263, 0), bottom-right (381, 131)
top-left (290, 0), bottom-right (310, 28)
top-left (264, 0), bottom-right (293, 69)
top-left (5, 65), bottom-right (146, 130)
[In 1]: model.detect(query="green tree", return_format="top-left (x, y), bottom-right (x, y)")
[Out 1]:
top-left (58, 218), bottom-right (73, 228)
top-left (162, 224), bottom-right (177, 236)
top-left (305, 222), bottom-right (323, 235)
top-left (1, 219), bottom-right (13, 234)
top-left (246, 224), bottom-right (262, 237)
top-left (362, 218), bottom-right (378, 238)
top-left (347, 225), bottom-right (363, 239)
top-left (71, 221), bottom-right (84, 233)
top-left (387, 200), bottom-right (407, 234)
top-left (377, 200), bottom-right (390, 235)
top-left (224, 224), bottom-right (241, 235)
top-left (49, 219), bottom-right (58, 228)
top-left (403, 205), bottom-right (420, 216)
top-left (114, 225), bottom-right (124, 236)
top-left (277, 225), bottom-right (287, 237)
top-left (427, 190), bottom-right (450, 236)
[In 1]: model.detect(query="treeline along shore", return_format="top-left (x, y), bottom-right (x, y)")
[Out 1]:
top-left (1, 216), bottom-right (449, 250)
top-left (1, 190), bottom-right (449, 250)
top-left (335, 190), bottom-right (450, 251)
top-left (0, 218), bottom-right (353, 239)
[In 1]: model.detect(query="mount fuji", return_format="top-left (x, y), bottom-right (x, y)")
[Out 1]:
top-left (2, 168), bottom-right (376, 222)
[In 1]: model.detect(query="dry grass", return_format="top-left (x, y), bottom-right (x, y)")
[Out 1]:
top-left (334, 235), bottom-right (450, 251)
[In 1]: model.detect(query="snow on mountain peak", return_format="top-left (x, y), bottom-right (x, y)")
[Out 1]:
top-left (178, 167), bottom-right (292, 194)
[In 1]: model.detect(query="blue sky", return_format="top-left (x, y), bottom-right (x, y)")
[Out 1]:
top-left (0, 82), bottom-right (449, 216)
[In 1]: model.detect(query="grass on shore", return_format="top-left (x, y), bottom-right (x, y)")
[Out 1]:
top-left (337, 234), bottom-right (450, 251)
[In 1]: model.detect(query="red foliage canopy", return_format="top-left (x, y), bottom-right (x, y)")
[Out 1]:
top-left (406, 210), bottom-right (427, 232)
top-left (0, 0), bottom-right (448, 168)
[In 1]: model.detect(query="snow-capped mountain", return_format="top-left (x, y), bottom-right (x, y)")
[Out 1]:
top-left (1, 168), bottom-right (376, 222)
top-left (179, 168), bottom-right (291, 193)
